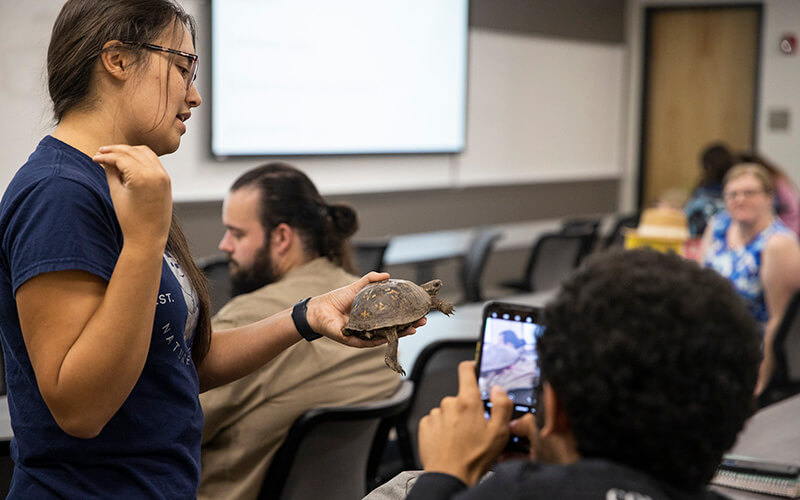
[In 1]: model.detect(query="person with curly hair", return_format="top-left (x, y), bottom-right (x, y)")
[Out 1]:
top-left (369, 249), bottom-right (762, 500)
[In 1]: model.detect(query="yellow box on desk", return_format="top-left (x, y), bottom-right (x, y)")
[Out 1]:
top-left (624, 234), bottom-right (684, 255)
top-left (623, 207), bottom-right (689, 256)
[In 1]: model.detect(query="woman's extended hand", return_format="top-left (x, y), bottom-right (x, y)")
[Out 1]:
top-left (93, 144), bottom-right (172, 251)
top-left (306, 272), bottom-right (426, 347)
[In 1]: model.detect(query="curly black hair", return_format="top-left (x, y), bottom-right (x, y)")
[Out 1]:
top-left (538, 249), bottom-right (761, 490)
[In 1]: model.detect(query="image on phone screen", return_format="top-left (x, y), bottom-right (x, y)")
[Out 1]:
top-left (477, 305), bottom-right (542, 413)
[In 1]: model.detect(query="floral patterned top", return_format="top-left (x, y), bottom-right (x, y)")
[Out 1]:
top-left (703, 211), bottom-right (794, 327)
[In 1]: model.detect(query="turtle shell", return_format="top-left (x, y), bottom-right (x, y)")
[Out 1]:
top-left (346, 279), bottom-right (432, 331)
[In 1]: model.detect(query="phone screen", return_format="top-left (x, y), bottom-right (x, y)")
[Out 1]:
top-left (476, 302), bottom-right (542, 416)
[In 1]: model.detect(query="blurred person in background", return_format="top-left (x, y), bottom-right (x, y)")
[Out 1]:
top-left (739, 151), bottom-right (800, 236)
top-left (701, 163), bottom-right (800, 396)
top-left (685, 143), bottom-right (736, 237)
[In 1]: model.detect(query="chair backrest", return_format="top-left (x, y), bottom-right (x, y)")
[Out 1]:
top-left (196, 254), bottom-right (232, 315)
top-left (773, 290), bottom-right (800, 384)
top-left (758, 290), bottom-right (800, 407)
top-left (396, 340), bottom-right (478, 469)
top-left (460, 228), bottom-right (502, 303)
top-left (560, 218), bottom-right (601, 259)
top-left (352, 239), bottom-right (391, 274)
top-left (560, 218), bottom-right (601, 236)
top-left (524, 231), bottom-right (592, 292)
top-left (604, 212), bottom-right (641, 249)
top-left (259, 380), bottom-right (414, 500)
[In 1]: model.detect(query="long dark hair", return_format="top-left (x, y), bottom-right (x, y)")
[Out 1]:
top-left (48, 0), bottom-right (211, 366)
top-left (698, 143), bottom-right (736, 188)
top-left (231, 163), bottom-right (359, 273)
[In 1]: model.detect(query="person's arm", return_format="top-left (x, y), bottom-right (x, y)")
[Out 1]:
top-left (15, 145), bottom-right (172, 439)
top-left (416, 361), bottom-right (512, 486)
top-left (196, 273), bottom-right (423, 392)
top-left (405, 473), bottom-right (469, 500)
top-left (697, 217), bottom-right (715, 264)
top-left (757, 234), bottom-right (800, 395)
top-left (404, 361), bottom-right (513, 500)
top-left (773, 177), bottom-right (800, 235)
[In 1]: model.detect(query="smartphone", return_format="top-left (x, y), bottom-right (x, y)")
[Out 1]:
top-left (475, 301), bottom-right (543, 453)
top-left (719, 455), bottom-right (800, 478)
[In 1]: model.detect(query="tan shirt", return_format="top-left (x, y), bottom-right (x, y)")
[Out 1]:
top-left (198, 258), bottom-right (400, 500)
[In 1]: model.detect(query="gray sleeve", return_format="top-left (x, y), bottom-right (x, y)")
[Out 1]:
top-left (363, 471), bottom-right (427, 500)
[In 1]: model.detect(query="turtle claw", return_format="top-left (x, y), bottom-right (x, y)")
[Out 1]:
top-left (384, 355), bottom-right (406, 376)
top-left (432, 297), bottom-right (455, 316)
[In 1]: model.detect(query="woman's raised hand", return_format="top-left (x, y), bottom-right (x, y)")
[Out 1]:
top-left (306, 272), bottom-right (426, 347)
top-left (93, 145), bottom-right (173, 250)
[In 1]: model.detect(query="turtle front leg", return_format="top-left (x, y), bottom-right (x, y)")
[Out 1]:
top-left (431, 297), bottom-right (455, 316)
top-left (383, 327), bottom-right (405, 376)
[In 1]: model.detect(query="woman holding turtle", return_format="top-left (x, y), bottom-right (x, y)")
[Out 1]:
top-left (0, 1), bottom-right (420, 497)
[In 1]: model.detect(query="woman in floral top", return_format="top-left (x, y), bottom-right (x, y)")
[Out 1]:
top-left (701, 163), bottom-right (800, 396)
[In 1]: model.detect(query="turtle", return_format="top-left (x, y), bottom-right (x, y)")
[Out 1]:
top-left (342, 279), bottom-right (455, 375)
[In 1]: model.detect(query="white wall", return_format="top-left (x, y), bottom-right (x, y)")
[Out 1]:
top-left (0, 1), bottom-right (624, 202)
top-left (757, 0), bottom-right (800, 183)
top-left (0, 2), bottom-right (53, 176)
top-left (456, 30), bottom-right (624, 186)
top-left (620, 0), bottom-right (800, 211)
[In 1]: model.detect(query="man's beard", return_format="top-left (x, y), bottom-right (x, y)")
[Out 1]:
top-left (229, 242), bottom-right (277, 297)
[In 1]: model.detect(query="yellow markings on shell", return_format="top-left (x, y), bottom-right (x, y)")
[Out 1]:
top-left (360, 310), bottom-right (371, 318)
top-left (377, 301), bottom-right (386, 311)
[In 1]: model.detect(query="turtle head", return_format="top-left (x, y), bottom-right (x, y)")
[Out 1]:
top-left (421, 279), bottom-right (443, 296)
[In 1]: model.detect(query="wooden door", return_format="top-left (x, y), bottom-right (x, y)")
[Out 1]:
top-left (639, 6), bottom-right (761, 208)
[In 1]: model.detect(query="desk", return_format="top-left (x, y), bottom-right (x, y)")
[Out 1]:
top-left (383, 219), bottom-right (567, 266)
top-left (713, 394), bottom-right (800, 499)
top-left (397, 290), bottom-right (557, 373)
top-left (383, 229), bottom-right (474, 268)
top-left (382, 229), bottom-right (475, 283)
top-left (381, 219), bottom-right (568, 282)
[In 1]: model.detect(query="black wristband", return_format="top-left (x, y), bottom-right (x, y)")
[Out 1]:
top-left (292, 297), bottom-right (322, 342)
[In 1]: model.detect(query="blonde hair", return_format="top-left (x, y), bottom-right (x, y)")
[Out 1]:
top-left (723, 163), bottom-right (774, 195)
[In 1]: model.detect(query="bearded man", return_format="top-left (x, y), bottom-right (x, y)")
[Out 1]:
top-left (198, 163), bottom-right (399, 500)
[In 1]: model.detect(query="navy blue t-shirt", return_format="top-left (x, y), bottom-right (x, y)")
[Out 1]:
top-left (0, 136), bottom-right (203, 499)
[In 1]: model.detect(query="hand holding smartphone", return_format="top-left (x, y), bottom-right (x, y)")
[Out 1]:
top-left (475, 302), bottom-right (543, 454)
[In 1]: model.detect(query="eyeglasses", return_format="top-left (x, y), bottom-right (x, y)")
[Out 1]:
top-left (121, 41), bottom-right (198, 90)
top-left (723, 189), bottom-right (765, 201)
